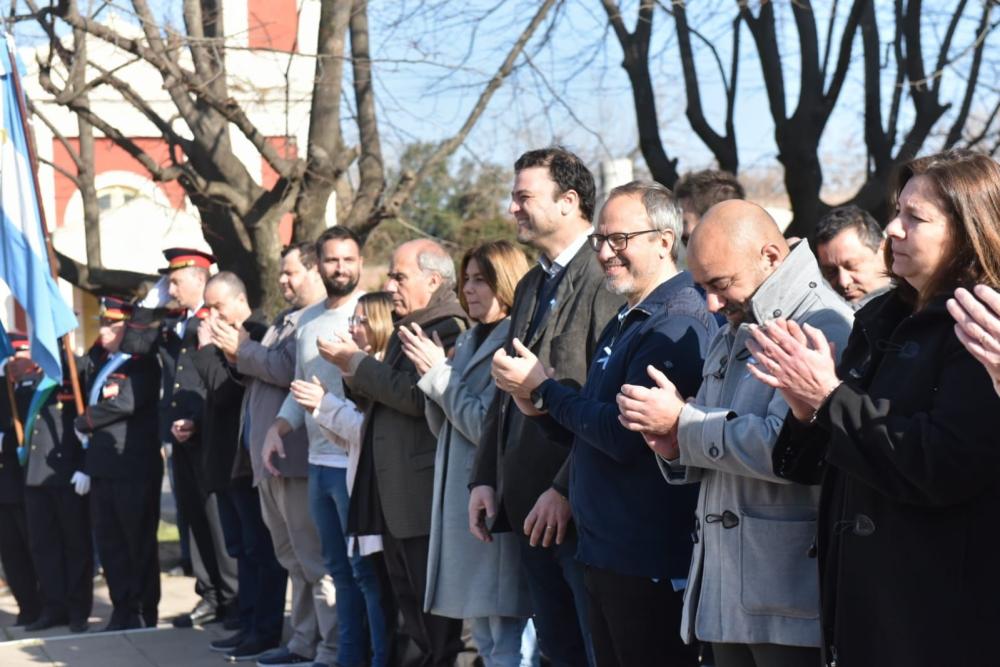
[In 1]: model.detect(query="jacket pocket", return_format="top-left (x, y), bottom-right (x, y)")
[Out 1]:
top-left (738, 511), bottom-right (820, 619)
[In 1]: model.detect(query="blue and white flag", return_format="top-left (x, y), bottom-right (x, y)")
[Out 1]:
top-left (0, 318), bottom-right (12, 360)
top-left (0, 34), bottom-right (77, 381)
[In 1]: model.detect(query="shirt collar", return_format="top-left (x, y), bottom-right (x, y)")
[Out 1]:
top-left (537, 228), bottom-right (592, 277)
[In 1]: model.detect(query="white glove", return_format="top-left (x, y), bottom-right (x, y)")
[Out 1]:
top-left (74, 428), bottom-right (87, 444)
top-left (139, 275), bottom-right (171, 308)
top-left (70, 471), bottom-right (91, 496)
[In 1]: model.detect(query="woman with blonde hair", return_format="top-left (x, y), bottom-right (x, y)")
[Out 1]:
top-left (398, 240), bottom-right (533, 667)
top-left (289, 291), bottom-right (395, 666)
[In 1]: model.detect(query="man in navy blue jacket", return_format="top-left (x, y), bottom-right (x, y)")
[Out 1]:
top-left (493, 180), bottom-right (717, 667)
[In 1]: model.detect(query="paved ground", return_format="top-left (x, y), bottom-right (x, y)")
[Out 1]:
top-left (0, 475), bottom-right (257, 666)
top-left (0, 570), bottom-right (243, 666)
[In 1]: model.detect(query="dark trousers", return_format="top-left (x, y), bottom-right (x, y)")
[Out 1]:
top-left (216, 479), bottom-right (287, 643)
top-left (0, 502), bottom-right (41, 622)
top-left (517, 533), bottom-right (593, 667)
top-left (584, 565), bottom-right (698, 667)
top-left (90, 474), bottom-right (161, 626)
top-left (23, 485), bottom-right (93, 623)
top-left (711, 643), bottom-right (820, 667)
top-left (381, 531), bottom-right (463, 667)
top-left (172, 443), bottom-right (233, 608)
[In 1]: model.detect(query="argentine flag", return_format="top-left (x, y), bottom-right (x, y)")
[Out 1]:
top-left (0, 34), bottom-right (77, 381)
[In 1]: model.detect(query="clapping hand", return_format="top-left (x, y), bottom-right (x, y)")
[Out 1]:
top-left (492, 338), bottom-right (548, 398)
top-left (290, 376), bottom-right (326, 412)
top-left (398, 323), bottom-right (445, 376)
top-left (210, 317), bottom-right (241, 361)
top-left (617, 365), bottom-right (686, 437)
top-left (317, 333), bottom-right (361, 372)
top-left (745, 319), bottom-right (840, 421)
top-left (948, 285), bottom-right (1000, 396)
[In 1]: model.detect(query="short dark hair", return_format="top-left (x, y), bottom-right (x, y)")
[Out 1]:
top-left (673, 169), bottom-right (745, 217)
top-left (314, 226), bottom-right (364, 260)
top-left (815, 205), bottom-right (883, 252)
top-left (206, 270), bottom-right (247, 298)
top-left (514, 147), bottom-right (596, 222)
top-left (282, 241), bottom-right (318, 269)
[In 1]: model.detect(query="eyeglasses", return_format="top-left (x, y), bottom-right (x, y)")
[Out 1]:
top-left (588, 229), bottom-right (660, 252)
top-left (348, 315), bottom-right (368, 328)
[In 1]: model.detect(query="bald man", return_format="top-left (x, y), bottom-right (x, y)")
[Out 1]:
top-left (616, 200), bottom-right (854, 667)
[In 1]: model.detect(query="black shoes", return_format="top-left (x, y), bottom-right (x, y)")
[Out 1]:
top-left (68, 618), bottom-right (89, 633)
top-left (211, 631), bottom-right (246, 653)
top-left (171, 598), bottom-right (218, 628)
top-left (101, 613), bottom-right (141, 632)
top-left (226, 637), bottom-right (281, 662)
top-left (25, 612), bottom-right (69, 632)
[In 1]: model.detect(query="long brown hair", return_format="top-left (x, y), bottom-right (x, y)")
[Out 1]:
top-left (458, 240), bottom-right (530, 317)
top-left (886, 149), bottom-right (1000, 306)
top-left (357, 292), bottom-right (394, 358)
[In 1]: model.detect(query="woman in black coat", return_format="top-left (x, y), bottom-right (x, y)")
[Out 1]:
top-left (746, 149), bottom-right (1000, 667)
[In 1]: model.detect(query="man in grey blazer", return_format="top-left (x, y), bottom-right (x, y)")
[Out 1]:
top-left (470, 147), bottom-right (621, 667)
top-left (617, 201), bottom-right (854, 667)
top-left (213, 242), bottom-right (335, 666)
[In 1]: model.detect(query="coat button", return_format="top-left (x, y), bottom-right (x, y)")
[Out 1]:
top-left (177, 365), bottom-right (184, 371)
top-left (180, 348), bottom-right (187, 354)
top-left (709, 445), bottom-right (720, 458)
top-left (174, 383), bottom-right (180, 389)
top-left (171, 401), bottom-right (177, 408)
top-left (853, 514), bottom-right (875, 536)
top-left (809, 281), bottom-right (817, 288)
top-left (772, 309), bottom-right (782, 318)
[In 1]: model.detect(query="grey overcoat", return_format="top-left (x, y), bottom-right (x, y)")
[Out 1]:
top-left (418, 320), bottom-right (531, 619)
top-left (662, 242), bottom-right (854, 648)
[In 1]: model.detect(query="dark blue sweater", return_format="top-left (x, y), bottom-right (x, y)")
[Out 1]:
top-left (536, 271), bottom-right (717, 579)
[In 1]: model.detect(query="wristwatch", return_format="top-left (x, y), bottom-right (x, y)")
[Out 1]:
top-left (530, 387), bottom-right (546, 411)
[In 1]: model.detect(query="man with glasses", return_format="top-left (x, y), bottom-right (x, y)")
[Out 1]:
top-left (492, 181), bottom-right (715, 666)
top-left (615, 200), bottom-right (853, 667)
top-left (470, 147), bottom-right (621, 667)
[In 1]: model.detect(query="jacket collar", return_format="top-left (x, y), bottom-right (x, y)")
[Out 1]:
top-left (629, 271), bottom-right (693, 317)
top-left (748, 241), bottom-right (826, 324)
top-left (396, 285), bottom-right (470, 330)
top-left (463, 318), bottom-right (511, 374)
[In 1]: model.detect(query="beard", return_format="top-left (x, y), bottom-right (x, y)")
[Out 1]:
top-left (323, 271), bottom-right (360, 297)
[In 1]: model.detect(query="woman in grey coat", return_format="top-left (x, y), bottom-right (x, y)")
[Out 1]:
top-left (399, 241), bottom-right (532, 667)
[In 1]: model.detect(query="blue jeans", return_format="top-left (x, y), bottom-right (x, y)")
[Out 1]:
top-left (517, 534), bottom-right (595, 667)
top-left (470, 616), bottom-right (529, 667)
top-left (308, 464), bottom-right (387, 667)
top-left (215, 481), bottom-right (288, 643)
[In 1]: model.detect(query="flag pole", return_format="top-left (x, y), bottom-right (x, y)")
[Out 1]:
top-left (5, 39), bottom-right (84, 415)
top-left (5, 372), bottom-right (24, 446)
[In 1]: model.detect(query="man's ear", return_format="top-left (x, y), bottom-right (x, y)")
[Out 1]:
top-left (659, 229), bottom-right (675, 260)
top-left (427, 271), bottom-right (443, 291)
top-left (558, 189), bottom-right (579, 217)
top-left (760, 242), bottom-right (784, 269)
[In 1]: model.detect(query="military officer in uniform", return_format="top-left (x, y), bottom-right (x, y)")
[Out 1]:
top-left (0, 333), bottom-right (41, 626)
top-left (121, 247), bottom-right (237, 627)
top-left (21, 349), bottom-right (93, 633)
top-left (74, 298), bottom-right (162, 631)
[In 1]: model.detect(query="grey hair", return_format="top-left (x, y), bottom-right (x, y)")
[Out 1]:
top-left (206, 270), bottom-right (247, 298)
top-left (417, 247), bottom-right (457, 289)
top-left (606, 180), bottom-right (684, 261)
